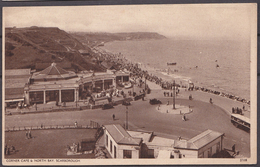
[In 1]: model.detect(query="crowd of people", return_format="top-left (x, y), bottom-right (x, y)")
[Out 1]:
top-left (4, 145), bottom-right (16, 155)
top-left (92, 47), bottom-right (250, 106)
top-left (194, 86), bottom-right (250, 105)
top-left (232, 106), bottom-right (246, 115)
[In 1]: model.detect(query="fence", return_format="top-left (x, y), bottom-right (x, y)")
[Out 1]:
top-left (5, 120), bottom-right (102, 132)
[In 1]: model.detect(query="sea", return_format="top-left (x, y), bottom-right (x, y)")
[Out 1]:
top-left (101, 38), bottom-right (250, 100)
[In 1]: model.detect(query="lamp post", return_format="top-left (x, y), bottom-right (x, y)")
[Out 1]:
top-left (173, 80), bottom-right (175, 109)
top-left (76, 87), bottom-right (79, 108)
top-left (125, 106), bottom-right (128, 130)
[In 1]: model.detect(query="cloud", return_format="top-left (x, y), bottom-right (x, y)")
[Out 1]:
top-left (3, 4), bottom-right (254, 40)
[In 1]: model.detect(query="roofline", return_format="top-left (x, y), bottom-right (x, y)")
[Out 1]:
top-left (104, 125), bottom-right (142, 146)
top-left (193, 133), bottom-right (225, 150)
top-left (173, 147), bottom-right (198, 151)
top-left (176, 133), bottom-right (224, 150)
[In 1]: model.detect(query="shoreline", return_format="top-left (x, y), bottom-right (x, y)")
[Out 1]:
top-left (94, 46), bottom-right (250, 106)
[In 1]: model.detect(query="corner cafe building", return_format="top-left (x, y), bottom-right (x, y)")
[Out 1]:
top-left (6, 63), bottom-right (129, 105)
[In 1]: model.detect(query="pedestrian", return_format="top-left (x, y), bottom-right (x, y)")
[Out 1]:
top-left (75, 121), bottom-right (78, 128)
top-left (182, 114), bottom-right (186, 121)
top-left (11, 145), bottom-right (15, 152)
top-left (232, 144), bottom-right (236, 152)
top-left (112, 114), bottom-right (115, 120)
top-left (26, 131), bottom-right (28, 139)
top-left (243, 105), bottom-right (245, 110)
top-left (28, 131), bottom-right (32, 139)
top-left (167, 101), bottom-right (169, 105)
top-left (6, 147), bottom-right (10, 155)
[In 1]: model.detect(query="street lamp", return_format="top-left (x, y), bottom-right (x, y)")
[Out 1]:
top-left (173, 80), bottom-right (175, 109)
top-left (76, 87), bottom-right (79, 108)
top-left (125, 106), bottom-right (128, 130)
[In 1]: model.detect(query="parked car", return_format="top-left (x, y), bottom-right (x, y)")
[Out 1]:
top-left (149, 98), bottom-right (162, 105)
top-left (122, 100), bottom-right (131, 106)
top-left (102, 103), bottom-right (114, 110)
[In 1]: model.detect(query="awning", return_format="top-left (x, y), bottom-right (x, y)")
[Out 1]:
top-left (5, 98), bottom-right (24, 103)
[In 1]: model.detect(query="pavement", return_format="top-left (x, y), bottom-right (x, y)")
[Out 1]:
top-left (4, 79), bottom-right (251, 158)
top-left (5, 84), bottom-right (144, 115)
top-left (145, 80), bottom-right (250, 118)
top-left (156, 104), bottom-right (190, 115)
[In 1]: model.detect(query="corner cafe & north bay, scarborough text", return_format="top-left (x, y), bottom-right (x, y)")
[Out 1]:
top-left (5, 159), bottom-right (81, 163)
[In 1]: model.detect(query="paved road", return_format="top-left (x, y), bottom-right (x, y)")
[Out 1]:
top-left (5, 95), bottom-right (250, 157)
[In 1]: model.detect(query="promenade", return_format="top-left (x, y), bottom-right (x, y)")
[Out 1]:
top-left (5, 79), bottom-right (251, 158)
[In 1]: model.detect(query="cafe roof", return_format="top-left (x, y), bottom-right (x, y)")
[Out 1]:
top-left (32, 63), bottom-right (77, 80)
top-left (104, 124), bottom-right (142, 146)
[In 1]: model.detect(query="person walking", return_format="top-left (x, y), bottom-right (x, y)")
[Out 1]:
top-left (209, 98), bottom-right (213, 104)
top-left (112, 114), bottom-right (115, 120)
top-left (28, 131), bottom-right (32, 139)
top-left (26, 131), bottom-right (28, 139)
top-left (182, 114), bottom-right (186, 121)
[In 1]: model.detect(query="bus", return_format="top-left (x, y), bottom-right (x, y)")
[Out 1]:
top-left (231, 114), bottom-right (250, 132)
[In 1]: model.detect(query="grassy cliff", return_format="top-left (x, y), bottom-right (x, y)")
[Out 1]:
top-left (5, 27), bottom-right (104, 71)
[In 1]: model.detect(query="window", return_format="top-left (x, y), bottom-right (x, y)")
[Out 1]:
top-left (110, 140), bottom-right (112, 153)
top-left (123, 150), bottom-right (132, 158)
top-left (114, 146), bottom-right (116, 158)
top-left (106, 135), bottom-right (108, 147)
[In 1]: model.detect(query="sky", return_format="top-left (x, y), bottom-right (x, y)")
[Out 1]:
top-left (3, 4), bottom-right (256, 39)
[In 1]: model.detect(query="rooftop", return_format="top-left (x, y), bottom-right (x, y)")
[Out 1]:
top-left (5, 78), bottom-right (29, 89)
top-left (147, 136), bottom-right (175, 147)
top-left (115, 70), bottom-right (130, 76)
top-left (32, 63), bottom-right (77, 80)
top-left (175, 129), bottom-right (224, 150)
top-left (104, 124), bottom-right (142, 146)
top-left (127, 130), bottom-right (153, 143)
top-left (5, 88), bottom-right (24, 100)
top-left (5, 69), bottom-right (31, 76)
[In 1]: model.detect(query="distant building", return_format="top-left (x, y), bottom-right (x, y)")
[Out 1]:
top-left (103, 124), bottom-right (224, 159)
top-left (78, 49), bottom-right (90, 56)
top-left (115, 70), bottom-right (130, 83)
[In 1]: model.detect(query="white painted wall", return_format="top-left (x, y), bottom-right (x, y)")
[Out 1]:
top-left (105, 129), bottom-right (140, 159)
top-left (198, 137), bottom-right (222, 157)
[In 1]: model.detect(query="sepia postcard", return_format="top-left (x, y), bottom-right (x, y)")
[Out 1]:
top-left (2, 4), bottom-right (257, 165)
